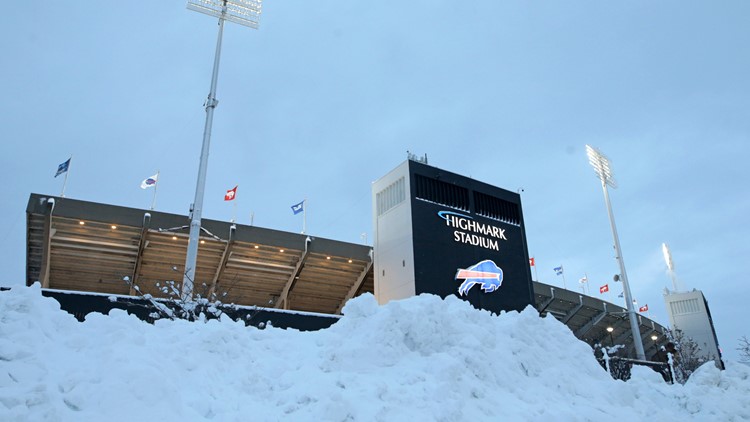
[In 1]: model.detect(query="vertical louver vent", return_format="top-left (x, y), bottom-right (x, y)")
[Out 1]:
top-left (414, 174), bottom-right (469, 211)
top-left (670, 298), bottom-right (700, 315)
top-left (376, 177), bottom-right (406, 216)
top-left (474, 191), bottom-right (520, 226)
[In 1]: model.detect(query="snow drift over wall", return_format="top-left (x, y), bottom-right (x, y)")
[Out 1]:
top-left (1, 284), bottom-right (749, 421)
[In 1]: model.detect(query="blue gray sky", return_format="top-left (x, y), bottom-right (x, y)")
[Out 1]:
top-left (1, 1), bottom-right (748, 359)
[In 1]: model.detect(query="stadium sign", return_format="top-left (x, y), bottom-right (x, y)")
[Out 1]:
top-left (373, 159), bottom-right (535, 314)
top-left (438, 210), bottom-right (507, 251)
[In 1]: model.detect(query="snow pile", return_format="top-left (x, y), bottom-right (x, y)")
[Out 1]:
top-left (1, 284), bottom-right (749, 421)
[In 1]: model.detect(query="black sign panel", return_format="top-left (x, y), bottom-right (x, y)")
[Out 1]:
top-left (408, 162), bottom-right (535, 313)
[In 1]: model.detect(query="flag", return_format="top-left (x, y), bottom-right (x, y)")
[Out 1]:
top-left (291, 200), bottom-right (304, 215)
top-left (579, 276), bottom-right (588, 284)
top-left (529, 257), bottom-right (535, 267)
top-left (618, 291), bottom-right (624, 298)
top-left (140, 173), bottom-right (158, 189)
top-left (553, 265), bottom-right (563, 276)
top-left (55, 158), bottom-right (70, 177)
top-left (224, 185), bottom-right (237, 201)
top-left (600, 284), bottom-right (609, 294)
top-left (639, 304), bottom-right (649, 313)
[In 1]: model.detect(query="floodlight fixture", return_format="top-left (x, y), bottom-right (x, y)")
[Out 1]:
top-left (181, 0), bottom-right (262, 301)
top-left (187, 0), bottom-right (262, 29)
top-left (586, 144), bottom-right (617, 189)
top-left (585, 144), bottom-right (646, 360)
top-left (662, 242), bottom-right (685, 292)
top-left (662, 242), bottom-right (675, 272)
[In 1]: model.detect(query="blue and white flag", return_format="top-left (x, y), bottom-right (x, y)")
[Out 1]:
top-left (553, 265), bottom-right (563, 276)
top-left (55, 158), bottom-right (70, 178)
top-left (618, 291), bottom-right (624, 298)
top-left (291, 200), bottom-right (305, 215)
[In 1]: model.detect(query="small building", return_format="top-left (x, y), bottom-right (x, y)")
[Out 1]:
top-left (663, 289), bottom-right (723, 367)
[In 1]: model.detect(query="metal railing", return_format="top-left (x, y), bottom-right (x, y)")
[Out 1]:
top-left (597, 355), bottom-right (672, 383)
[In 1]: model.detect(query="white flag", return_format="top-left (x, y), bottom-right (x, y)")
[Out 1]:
top-left (141, 173), bottom-right (158, 189)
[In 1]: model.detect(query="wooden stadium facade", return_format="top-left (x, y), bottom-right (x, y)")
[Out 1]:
top-left (26, 193), bottom-right (373, 315)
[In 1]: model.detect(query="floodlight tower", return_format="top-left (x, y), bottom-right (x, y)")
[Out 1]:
top-left (585, 145), bottom-right (646, 360)
top-left (662, 242), bottom-right (685, 292)
top-left (182, 0), bottom-right (262, 300)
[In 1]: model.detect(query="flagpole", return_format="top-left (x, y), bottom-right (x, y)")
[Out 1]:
top-left (151, 170), bottom-right (159, 210)
top-left (585, 273), bottom-right (590, 295)
top-left (532, 257), bottom-right (538, 282)
top-left (232, 200), bottom-right (237, 223)
top-left (561, 272), bottom-right (567, 290)
top-left (61, 155), bottom-right (71, 198)
top-left (302, 198), bottom-right (307, 234)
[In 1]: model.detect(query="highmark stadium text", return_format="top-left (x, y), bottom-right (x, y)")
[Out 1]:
top-left (439, 211), bottom-right (507, 251)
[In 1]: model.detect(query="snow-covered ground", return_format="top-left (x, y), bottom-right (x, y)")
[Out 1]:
top-left (1, 284), bottom-right (749, 421)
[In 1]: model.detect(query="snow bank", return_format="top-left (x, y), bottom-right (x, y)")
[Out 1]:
top-left (1, 284), bottom-right (749, 421)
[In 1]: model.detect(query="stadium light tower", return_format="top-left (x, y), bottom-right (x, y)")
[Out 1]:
top-left (662, 242), bottom-right (685, 292)
top-left (586, 145), bottom-right (646, 361)
top-left (182, 0), bottom-right (262, 300)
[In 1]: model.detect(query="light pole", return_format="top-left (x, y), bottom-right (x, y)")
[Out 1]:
top-left (607, 326), bottom-right (615, 346)
top-left (181, 0), bottom-right (262, 300)
top-left (586, 145), bottom-right (646, 360)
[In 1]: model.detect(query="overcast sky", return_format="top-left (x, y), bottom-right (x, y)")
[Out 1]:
top-left (1, 1), bottom-right (748, 359)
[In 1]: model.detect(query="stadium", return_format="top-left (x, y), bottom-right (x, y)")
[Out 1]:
top-left (24, 158), bottom-right (669, 361)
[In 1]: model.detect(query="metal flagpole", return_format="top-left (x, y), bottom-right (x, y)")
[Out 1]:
top-left (581, 273), bottom-right (589, 295)
top-left (232, 200), bottom-right (237, 223)
top-left (302, 198), bottom-right (307, 234)
top-left (151, 170), bottom-right (159, 210)
top-left (586, 274), bottom-right (590, 295)
top-left (61, 156), bottom-right (71, 198)
top-left (532, 258), bottom-right (538, 282)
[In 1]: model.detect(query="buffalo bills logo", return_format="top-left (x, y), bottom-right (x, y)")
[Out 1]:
top-left (145, 178), bottom-right (156, 186)
top-left (455, 260), bottom-right (503, 296)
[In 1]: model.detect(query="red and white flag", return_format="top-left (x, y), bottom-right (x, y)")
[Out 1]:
top-left (639, 304), bottom-right (649, 313)
top-left (529, 257), bottom-right (535, 267)
top-left (224, 185), bottom-right (238, 201)
top-left (599, 284), bottom-right (609, 294)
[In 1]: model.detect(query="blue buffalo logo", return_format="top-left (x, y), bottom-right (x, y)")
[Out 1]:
top-left (455, 260), bottom-right (503, 296)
